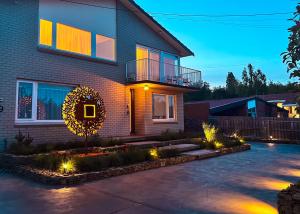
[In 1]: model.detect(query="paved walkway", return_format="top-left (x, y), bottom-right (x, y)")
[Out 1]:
top-left (1, 142), bottom-right (300, 214)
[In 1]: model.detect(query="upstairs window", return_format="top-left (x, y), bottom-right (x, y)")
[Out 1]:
top-left (56, 23), bottom-right (91, 56)
top-left (96, 34), bottom-right (115, 61)
top-left (39, 19), bottom-right (53, 46)
top-left (39, 19), bottom-right (116, 61)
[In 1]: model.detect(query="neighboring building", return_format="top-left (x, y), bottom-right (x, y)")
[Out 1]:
top-left (258, 92), bottom-right (300, 118)
top-left (0, 0), bottom-right (201, 143)
top-left (185, 96), bottom-right (289, 122)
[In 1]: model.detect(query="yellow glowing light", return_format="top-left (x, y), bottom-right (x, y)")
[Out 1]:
top-left (202, 123), bottom-right (218, 143)
top-left (59, 159), bottom-right (76, 174)
top-left (144, 85), bottom-right (149, 91)
top-left (149, 148), bottom-right (159, 159)
top-left (277, 168), bottom-right (300, 177)
top-left (196, 190), bottom-right (278, 214)
top-left (240, 176), bottom-right (291, 191)
top-left (214, 141), bottom-right (224, 149)
top-left (84, 104), bottom-right (96, 118)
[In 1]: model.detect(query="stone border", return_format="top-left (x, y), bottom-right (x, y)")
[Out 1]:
top-left (0, 144), bottom-right (250, 186)
top-left (278, 183), bottom-right (300, 214)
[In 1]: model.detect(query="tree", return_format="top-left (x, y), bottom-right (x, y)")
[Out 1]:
top-left (282, 4), bottom-right (300, 79)
top-left (226, 72), bottom-right (238, 97)
top-left (184, 81), bottom-right (212, 102)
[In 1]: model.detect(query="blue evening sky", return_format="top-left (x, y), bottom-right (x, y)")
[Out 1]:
top-left (135, 0), bottom-right (298, 87)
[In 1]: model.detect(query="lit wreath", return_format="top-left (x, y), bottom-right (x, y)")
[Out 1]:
top-left (62, 86), bottom-right (106, 138)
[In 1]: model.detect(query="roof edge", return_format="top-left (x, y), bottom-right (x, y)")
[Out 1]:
top-left (121, 0), bottom-right (194, 57)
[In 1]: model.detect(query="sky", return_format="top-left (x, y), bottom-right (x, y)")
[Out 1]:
top-left (135, 0), bottom-right (298, 87)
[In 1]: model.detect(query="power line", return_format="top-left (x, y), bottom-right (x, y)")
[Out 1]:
top-left (151, 12), bottom-right (293, 18)
top-left (60, 0), bottom-right (293, 18)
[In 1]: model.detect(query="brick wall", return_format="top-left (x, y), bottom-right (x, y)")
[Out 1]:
top-left (132, 87), bottom-right (184, 136)
top-left (0, 0), bottom-right (181, 144)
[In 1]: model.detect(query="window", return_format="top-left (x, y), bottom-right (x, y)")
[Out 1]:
top-left (247, 99), bottom-right (257, 118)
top-left (16, 81), bottom-right (74, 123)
top-left (39, 19), bottom-right (52, 46)
top-left (39, 19), bottom-right (116, 61)
top-left (96, 34), bottom-right (115, 61)
top-left (17, 82), bottom-right (33, 119)
top-left (56, 23), bottom-right (91, 56)
top-left (152, 94), bottom-right (176, 121)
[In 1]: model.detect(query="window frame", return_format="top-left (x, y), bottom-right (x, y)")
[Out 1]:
top-left (15, 80), bottom-right (75, 125)
top-left (152, 93), bottom-right (177, 122)
top-left (38, 19), bottom-right (117, 63)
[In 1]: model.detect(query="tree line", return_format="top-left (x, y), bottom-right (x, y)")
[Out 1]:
top-left (185, 63), bottom-right (300, 102)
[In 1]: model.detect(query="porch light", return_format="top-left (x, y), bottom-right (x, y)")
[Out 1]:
top-left (144, 85), bottom-right (149, 91)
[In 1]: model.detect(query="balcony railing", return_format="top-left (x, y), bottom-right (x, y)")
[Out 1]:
top-left (126, 59), bottom-right (202, 87)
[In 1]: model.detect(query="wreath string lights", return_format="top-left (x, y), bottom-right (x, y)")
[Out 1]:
top-left (62, 86), bottom-right (106, 143)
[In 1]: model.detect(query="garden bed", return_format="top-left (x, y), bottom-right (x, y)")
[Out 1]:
top-left (0, 144), bottom-right (251, 186)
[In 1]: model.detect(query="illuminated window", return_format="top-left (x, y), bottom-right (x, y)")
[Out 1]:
top-left (16, 81), bottom-right (74, 123)
top-left (56, 23), bottom-right (91, 56)
top-left (152, 94), bottom-right (176, 120)
top-left (247, 99), bottom-right (257, 118)
top-left (96, 34), bottom-right (115, 61)
top-left (39, 19), bottom-right (53, 46)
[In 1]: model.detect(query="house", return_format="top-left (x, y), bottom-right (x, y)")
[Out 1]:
top-left (185, 96), bottom-right (289, 130)
top-left (0, 0), bottom-right (201, 143)
top-left (258, 92), bottom-right (300, 118)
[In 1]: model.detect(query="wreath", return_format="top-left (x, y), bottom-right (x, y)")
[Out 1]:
top-left (62, 86), bottom-right (106, 139)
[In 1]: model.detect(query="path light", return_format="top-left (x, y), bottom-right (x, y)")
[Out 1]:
top-left (149, 148), bottom-right (159, 159)
top-left (269, 135), bottom-right (273, 140)
top-left (59, 159), bottom-right (76, 174)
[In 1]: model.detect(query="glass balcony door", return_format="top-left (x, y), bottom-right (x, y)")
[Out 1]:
top-left (136, 45), bottom-right (179, 83)
top-left (162, 53), bottom-right (179, 84)
top-left (149, 51), bottom-right (160, 81)
top-left (136, 46), bottom-right (149, 81)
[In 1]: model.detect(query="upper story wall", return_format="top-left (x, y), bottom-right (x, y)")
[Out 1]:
top-left (39, 0), bottom-right (116, 39)
top-left (0, 0), bottom-right (182, 84)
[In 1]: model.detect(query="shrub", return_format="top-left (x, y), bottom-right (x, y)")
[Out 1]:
top-left (75, 149), bottom-right (152, 172)
top-left (202, 123), bottom-right (218, 143)
top-left (32, 154), bottom-right (65, 171)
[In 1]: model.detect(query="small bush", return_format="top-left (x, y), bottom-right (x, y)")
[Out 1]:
top-left (202, 123), bottom-right (218, 143)
top-left (75, 149), bottom-right (152, 172)
top-left (32, 154), bottom-right (65, 171)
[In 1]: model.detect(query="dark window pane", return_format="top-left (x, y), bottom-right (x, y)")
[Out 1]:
top-left (37, 83), bottom-right (73, 120)
top-left (18, 82), bottom-right (33, 119)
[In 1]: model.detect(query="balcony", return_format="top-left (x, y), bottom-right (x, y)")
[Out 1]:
top-left (126, 59), bottom-right (202, 88)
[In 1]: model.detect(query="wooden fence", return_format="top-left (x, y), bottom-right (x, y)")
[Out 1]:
top-left (209, 116), bottom-right (300, 141)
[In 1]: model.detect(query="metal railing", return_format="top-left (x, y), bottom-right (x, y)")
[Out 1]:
top-left (126, 59), bottom-right (202, 87)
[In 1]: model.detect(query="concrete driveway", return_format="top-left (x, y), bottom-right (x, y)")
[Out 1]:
top-left (1, 142), bottom-right (300, 214)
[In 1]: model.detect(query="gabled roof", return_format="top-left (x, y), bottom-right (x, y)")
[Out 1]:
top-left (209, 96), bottom-right (288, 114)
top-left (120, 0), bottom-right (194, 57)
top-left (185, 92), bottom-right (300, 108)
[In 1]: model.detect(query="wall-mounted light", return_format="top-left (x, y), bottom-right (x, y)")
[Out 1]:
top-left (144, 85), bottom-right (149, 91)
